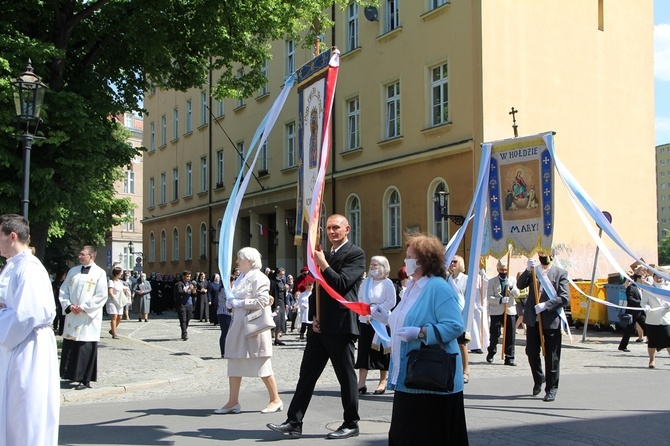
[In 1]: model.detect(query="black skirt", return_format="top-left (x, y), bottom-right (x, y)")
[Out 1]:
top-left (389, 390), bottom-right (469, 445)
top-left (646, 324), bottom-right (670, 350)
top-left (60, 339), bottom-right (98, 383)
top-left (355, 323), bottom-right (390, 370)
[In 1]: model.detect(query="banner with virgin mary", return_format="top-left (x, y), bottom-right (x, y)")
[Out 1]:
top-left (487, 133), bottom-right (555, 257)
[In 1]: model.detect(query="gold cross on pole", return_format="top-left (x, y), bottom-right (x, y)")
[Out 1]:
top-left (509, 107), bottom-right (519, 138)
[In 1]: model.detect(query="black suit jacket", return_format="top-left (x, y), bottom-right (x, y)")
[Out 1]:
top-left (309, 240), bottom-right (365, 335)
top-left (517, 264), bottom-right (569, 330)
top-left (625, 283), bottom-right (642, 315)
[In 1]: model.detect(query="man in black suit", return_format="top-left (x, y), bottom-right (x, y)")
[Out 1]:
top-left (268, 214), bottom-right (365, 439)
top-left (516, 251), bottom-right (569, 402)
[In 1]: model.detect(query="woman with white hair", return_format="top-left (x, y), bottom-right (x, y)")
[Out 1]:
top-left (214, 247), bottom-right (282, 414)
top-left (355, 255), bottom-right (396, 394)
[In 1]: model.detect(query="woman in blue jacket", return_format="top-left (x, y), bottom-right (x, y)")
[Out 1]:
top-left (373, 233), bottom-right (468, 445)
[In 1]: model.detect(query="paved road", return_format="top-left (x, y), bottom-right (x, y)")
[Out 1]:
top-left (58, 313), bottom-right (669, 445)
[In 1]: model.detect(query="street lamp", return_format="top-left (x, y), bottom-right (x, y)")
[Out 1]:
top-left (11, 60), bottom-right (47, 220)
top-left (433, 190), bottom-right (465, 226)
top-left (209, 227), bottom-right (218, 245)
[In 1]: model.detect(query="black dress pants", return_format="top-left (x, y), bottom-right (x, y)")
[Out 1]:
top-left (526, 324), bottom-right (561, 392)
top-left (488, 313), bottom-right (516, 360)
top-left (177, 304), bottom-right (193, 338)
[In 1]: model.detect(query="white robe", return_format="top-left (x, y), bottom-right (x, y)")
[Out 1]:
top-left (59, 263), bottom-right (108, 342)
top-left (0, 249), bottom-right (59, 446)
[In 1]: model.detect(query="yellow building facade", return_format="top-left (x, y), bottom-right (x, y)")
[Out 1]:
top-left (142, 1), bottom-right (656, 279)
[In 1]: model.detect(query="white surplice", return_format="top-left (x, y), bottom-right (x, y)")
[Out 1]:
top-left (0, 249), bottom-right (59, 446)
top-left (59, 263), bottom-right (108, 342)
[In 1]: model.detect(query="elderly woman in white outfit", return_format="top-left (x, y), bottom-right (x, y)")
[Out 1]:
top-left (214, 247), bottom-right (283, 414)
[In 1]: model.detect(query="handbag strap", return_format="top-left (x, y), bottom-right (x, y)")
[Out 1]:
top-left (428, 324), bottom-right (446, 349)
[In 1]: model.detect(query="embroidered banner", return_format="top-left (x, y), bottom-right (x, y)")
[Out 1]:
top-left (487, 133), bottom-right (554, 258)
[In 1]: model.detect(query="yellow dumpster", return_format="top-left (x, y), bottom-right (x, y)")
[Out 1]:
top-left (570, 280), bottom-right (609, 328)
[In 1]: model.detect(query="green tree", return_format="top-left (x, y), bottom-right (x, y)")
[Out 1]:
top-left (659, 232), bottom-right (670, 265)
top-left (0, 0), bottom-right (369, 267)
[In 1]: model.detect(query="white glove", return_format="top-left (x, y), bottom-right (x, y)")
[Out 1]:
top-left (479, 269), bottom-right (487, 277)
top-left (359, 314), bottom-right (372, 324)
top-left (225, 300), bottom-right (234, 310)
top-left (232, 299), bottom-right (245, 309)
top-left (396, 326), bottom-right (421, 342)
top-left (662, 301), bottom-right (670, 311)
top-left (644, 305), bottom-right (651, 313)
top-left (371, 306), bottom-right (389, 325)
top-left (534, 302), bottom-right (547, 314)
top-left (527, 259), bottom-right (538, 271)
top-left (501, 296), bottom-right (509, 304)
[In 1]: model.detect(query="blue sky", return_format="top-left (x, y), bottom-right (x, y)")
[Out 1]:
top-left (656, 1), bottom-right (670, 145)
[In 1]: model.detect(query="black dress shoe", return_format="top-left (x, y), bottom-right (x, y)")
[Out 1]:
top-left (326, 425), bottom-right (359, 440)
top-left (618, 348), bottom-right (630, 352)
top-left (543, 391), bottom-right (557, 402)
top-left (469, 349), bottom-right (483, 354)
top-left (504, 360), bottom-right (517, 366)
top-left (75, 382), bottom-right (91, 390)
top-left (267, 421), bottom-right (302, 437)
top-left (358, 386), bottom-right (367, 395)
top-left (532, 384), bottom-right (542, 396)
top-left (373, 388), bottom-right (386, 395)
top-left (274, 340), bottom-right (286, 346)
top-left (486, 353), bottom-right (494, 363)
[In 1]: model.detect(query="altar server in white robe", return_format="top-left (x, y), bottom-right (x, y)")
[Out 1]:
top-left (59, 245), bottom-right (108, 389)
top-left (0, 214), bottom-right (59, 446)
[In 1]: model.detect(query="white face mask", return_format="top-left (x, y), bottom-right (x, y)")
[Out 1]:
top-left (369, 269), bottom-right (380, 277)
top-left (404, 258), bottom-right (419, 276)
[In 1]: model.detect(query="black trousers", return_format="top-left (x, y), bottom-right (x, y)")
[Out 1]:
top-left (177, 304), bottom-right (193, 338)
top-left (525, 324), bottom-right (561, 393)
top-left (488, 314), bottom-right (516, 360)
top-left (287, 331), bottom-right (359, 426)
top-left (217, 313), bottom-right (231, 356)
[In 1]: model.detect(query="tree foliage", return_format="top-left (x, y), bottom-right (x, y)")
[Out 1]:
top-left (659, 232), bottom-right (670, 265)
top-left (0, 0), bottom-right (367, 268)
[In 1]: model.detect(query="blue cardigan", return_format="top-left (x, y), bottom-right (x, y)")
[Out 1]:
top-left (388, 275), bottom-right (464, 395)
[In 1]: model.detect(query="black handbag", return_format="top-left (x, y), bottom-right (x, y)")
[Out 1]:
top-left (404, 325), bottom-right (458, 392)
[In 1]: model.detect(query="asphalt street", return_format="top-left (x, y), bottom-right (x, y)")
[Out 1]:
top-left (58, 313), bottom-right (670, 445)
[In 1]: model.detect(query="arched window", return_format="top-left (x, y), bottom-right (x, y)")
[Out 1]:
top-left (346, 195), bottom-right (361, 247)
top-left (432, 180), bottom-right (450, 243)
top-left (185, 226), bottom-right (192, 260)
top-left (149, 232), bottom-right (155, 263)
top-left (160, 230), bottom-right (166, 262)
top-left (385, 188), bottom-right (401, 247)
top-left (200, 223), bottom-right (207, 259)
top-left (172, 228), bottom-right (179, 261)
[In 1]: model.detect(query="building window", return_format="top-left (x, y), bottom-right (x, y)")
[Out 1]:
top-left (160, 115), bottom-right (167, 146)
top-left (286, 40), bottom-right (295, 77)
top-left (237, 141), bottom-right (245, 174)
top-left (172, 168), bottom-right (179, 200)
top-left (259, 141), bottom-right (268, 173)
top-left (386, 189), bottom-right (401, 247)
top-left (431, 62), bottom-right (449, 126)
top-left (125, 209), bottom-right (135, 232)
top-left (172, 107), bottom-right (179, 140)
top-left (149, 232), bottom-right (155, 263)
top-left (385, 0), bottom-right (399, 33)
top-left (385, 81), bottom-right (401, 139)
top-left (347, 195), bottom-right (361, 247)
top-left (347, 3), bottom-right (359, 51)
top-left (216, 98), bottom-right (224, 117)
top-left (123, 170), bottom-right (135, 194)
top-left (260, 60), bottom-right (269, 96)
top-left (431, 0), bottom-right (447, 9)
top-left (185, 100), bottom-right (192, 133)
top-left (347, 96), bottom-right (360, 150)
top-left (185, 226), bottom-right (192, 261)
top-left (149, 122), bottom-right (155, 151)
top-left (160, 172), bottom-right (166, 204)
top-left (160, 230), bottom-right (166, 262)
top-left (200, 91), bottom-right (208, 126)
top-left (200, 157), bottom-right (208, 192)
top-left (185, 162), bottom-right (192, 196)
top-left (200, 223), bottom-right (207, 258)
top-left (286, 122), bottom-right (296, 167)
top-left (216, 150), bottom-right (224, 185)
top-left (433, 181), bottom-right (449, 243)
top-left (124, 113), bottom-right (133, 128)
top-left (172, 228), bottom-right (179, 261)
top-left (149, 177), bottom-right (155, 208)
top-left (236, 68), bottom-right (245, 108)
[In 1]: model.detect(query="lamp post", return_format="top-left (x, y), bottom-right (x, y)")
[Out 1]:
top-left (11, 60), bottom-right (47, 221)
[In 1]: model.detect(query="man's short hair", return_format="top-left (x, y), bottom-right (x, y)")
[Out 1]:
top-left (0, 214), bottom-right (30, 244)
top-left (183, 270), bottom-right (191, 276)
top-left (83, 245), bottom-right (97, 257)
